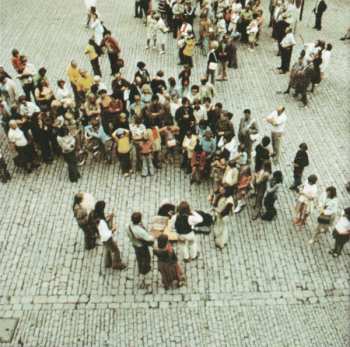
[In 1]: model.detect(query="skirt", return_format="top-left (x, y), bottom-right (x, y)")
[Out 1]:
top-left (158, 261), bottom-right (181, 288)
top-left (134, 245), bottom-right (151, 275)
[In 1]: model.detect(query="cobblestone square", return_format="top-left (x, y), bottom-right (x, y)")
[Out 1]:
top-left (0, 0), bottom-right (349, 346)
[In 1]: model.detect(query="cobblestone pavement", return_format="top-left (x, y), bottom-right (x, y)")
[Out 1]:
top-left (0, 0), bottom-right (349, 346)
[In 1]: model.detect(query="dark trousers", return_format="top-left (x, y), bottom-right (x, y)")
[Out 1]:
top-left (71, 83), bottom-right (80, 107)
top-left (80, 224), bottom-right (97, 250)
top-left (16, 145), bottom-right (36, 172)
top-left (22, 83), bottom-right (35, 101)
top-left (315, 14), bottom-right (323, 30)
top-left (118, 152), bottom-right (131, 173)
top-left (261, 192), bottom-right (277, 221)
top-left (90, 58), bottom-right (102, 76)
top-left (63, 151), bottom-right (80, 182)
top-left (281, 47), bottom-right (293, 72)
top-left (332, 231), bottom-right (349, 255)
top-left (135, 1), bottom-right (142, 17)
top-left (292, 168), bottom-right (304, 188)
top-left (103, 237), bottom-right (123, 268)
top-left (108, 53), bottom-right (119, 75)
top-left (0, 157), bottom-right (11, 182)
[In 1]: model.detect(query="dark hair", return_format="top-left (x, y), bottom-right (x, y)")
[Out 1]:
top-left (344, 207), bottom-right (350, 220)
top-left (262, 136), bottom-right (271, 147)
top-left (94, 201), bottom-right (106, 220)
top-left (59, 127), bottom-right (69, 137)
top-left (12, 49), bottom-right (19, 56)
top-left (326, 186), bottom-right (337, 199)
top-left (308, 174), bottom-right (318, 185)
top-left (191, 85), bottom-right (199, 92)
top-left (38, 67), bottom-right (47, 76)
top-left (215, 102), bottom-right (223, 109)
top-left (157, 234), bottom-right (168, 248)
top-left (299, 143), bottom-right (308, 151)
top-left (73, 194), bottom-right (83, 209)
top-left (156, 70), bottom-right (164, 77)
top-left (131, 212), bottom-right (142, 224)
top-left (178, 201), bottom-right (191, 215)
top-left (326, 43), bottom-right (332, 50)
top-left (151, 94), bottom-right (159, 102)
top-left (244, 109), bottom-right (251, 114)
top-left (272, 170), bottom-right (283, 184)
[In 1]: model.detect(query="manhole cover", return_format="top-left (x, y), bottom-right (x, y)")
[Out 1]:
top-left (0, 318), bottom-right (19, 343)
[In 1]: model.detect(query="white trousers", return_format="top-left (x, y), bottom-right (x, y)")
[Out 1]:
top-left (178, 232), bottom-right (198, 260)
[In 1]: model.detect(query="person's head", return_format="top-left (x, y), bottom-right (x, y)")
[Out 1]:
top-left (168, 77), bottom-right (176, 87)
top-left (299, 143), bottom-right (308, 151)
top-left (157, 234), bottom-right (169, 249)
top-left (272, 170), bottom-right (283, 184)
top-left (156, 70), bottom-right (164, 78)
top-left (151, 94), bottom-right (159, 104)
top-left (326, 186), bottom-right (337, 199)
top-left (191, 85), bottom-right (199, 95)
top-left (182, 97), bottom-right (190, 107)
top-left (79, 69), bottom-right (87, 77)
top-left (215, 102), bottom-right (223, 111)
top-left (73, 192), bottom-right (84, 206)
top-left (38, 67), bottom-right (47, 77)
top-left (59, 127), bottom-right (69, 137)
top-left (194, 142), bottom-right (203, 153)
top-left (228, 160), bottom-right (236, 168)
top-left (88, 93), bottom-right (97, 103)
top-left (20, 55), bottom-right (28, 64)
top-left (200, 77), bottom-right (208, 85)
top-left (277, 106), bottom-right (285, 115)
top-left (326, 43), bottom-right (333, 51)
top-left (137, 61), bottom-right (146, 70)
top-left (210, 41), bottom-right (219, 50)
top-left (57, 79), bottom-right (65, 88)
top-left (204, 130), bottom-right (212, 140)
top-left (18, 95), bottom-right (27, 104)
top-left (71, 60), bottom-right (78, 68)
top-left (103, 30), bottom-right (111, 38)
top-left (307, 174), bottom-right (318, 185)
top-left (12, 49), bottom-right (19, 57)
top-left (243, 109), bottom-right (251, 119)
top-left (9, 119), bottom-right (18, 129)
top-left (178, 201), bottom-right (191, 215)
top-left (131, 211), bottom-right (142, 225)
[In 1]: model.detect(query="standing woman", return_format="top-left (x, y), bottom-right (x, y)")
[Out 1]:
top-left (329, 208), bottom-right (350, 258)
top-left (174, 201), bottom-right (203, 262)
top-left (94, 201), bottom-right (127, 270)
top-left (261, 170), bottom-right (283, 221)
top-left (153, 234), bottom-right (184, 290)
top-left (84, 0), bottom-right (97, 27)
top-left (309, 186), bottom-right (338, 244)
top-left (128, 212), bottom-right (154, 288)
top-left (206, 41), bottom-right (219, 85)
top-left (293, 174), bottom-right (318, 228)
top-left (57, 127), bottom-right (81, 182)
top-left (252, 161), bottom-right (272, 220)
top-left (89, 8), bottom-right (104, 46)
top-left (211, 186), bottom-right (234, 249)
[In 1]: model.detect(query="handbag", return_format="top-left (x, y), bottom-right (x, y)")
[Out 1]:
top-left (317, 214), bottom-right (332, 225)
top-left (208, 62), bottom-right (218, 71)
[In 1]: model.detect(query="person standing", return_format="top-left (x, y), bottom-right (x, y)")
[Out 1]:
top-left (57, 127), bottom-right (81, 182)
top-left (153, 234), bottom-right (184, 289)
top-left (67, 60), bottom-right (81, 105)
top-left (84, 38), bottom-right (102, 76)
top-left (320, 43), bottom-right (332, 79)
top-left (101, 31), bottom-right (122, 76)
top-left (309, 186), bottom-right (338, 244)
top-left (290, 143), bottom-right (309, 191)
top-left (94, 201), bottom-right (127, 270)
top-left (174, 201), bottom-right (202, 262)
top-left (0, 148), bottom-right (11, 183)
top-left (265, 106), bottom-right (287, 163)
top-left (8, 120), bottom-right (38, 173)
top-left (293, 174), bottom-right (318, 227)
top-left (211, 186), bottom-right (234, 249)
top-left (238, 109), bottom-right (259, 161)
top-left (329, 208), bottom-right (350, 257)
top-left (278, 27), bottom-right (296, 74)
top-left (84, 0), bottom-right (97, 26)
top-left (72, 192), bottom-right (97, 250)
top-left (139, 132), bottom-right (154, 177)
top-left (313, 0), bottom-right (327, 31)
top-left (261, 170), bottom-right (283, 221)
top-left (128, 212), bottom-right (154, 288)
top-left (206, 41), bottom-right (219, 85)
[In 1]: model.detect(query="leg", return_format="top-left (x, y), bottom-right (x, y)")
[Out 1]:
top-left (104, 244), bottom-right (112, 268)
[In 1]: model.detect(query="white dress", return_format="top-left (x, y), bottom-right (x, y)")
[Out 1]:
top-left (90, 17), bottom-right (104, 45)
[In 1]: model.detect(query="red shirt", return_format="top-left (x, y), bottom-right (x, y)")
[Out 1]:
top-left (11, 56), bottom-right (24, 73)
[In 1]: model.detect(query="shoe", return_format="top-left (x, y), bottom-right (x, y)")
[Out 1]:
top-left (113, 263), bottom-right (127, 270)
top-left (283, 90), bottom-right (289, 94)
top-left (145, 46), bottom-right (150, 50)
top-left (332, 253), bottom-right (340, 258)
top-left (159, 51), bottom-right (165, 55)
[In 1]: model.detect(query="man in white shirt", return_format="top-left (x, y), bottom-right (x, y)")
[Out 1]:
top-left (329, 208), bottom-right (350, 257)
top-left (8, 120), bottom-right (38, 173)
top-left (265, 106), bottom-right (287, 162)
top-left (130, 118), bottom-right (146, 171)
top-left (0, 75), bottom-right (18, 106)
top-left (18, 96), bottom-right (40, 117)
top-left (279, 27), bottom-right (296, 73)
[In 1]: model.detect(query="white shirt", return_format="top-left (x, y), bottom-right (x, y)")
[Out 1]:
top-left (281, 33), bottom-right (296, 48)
top-left (320, 50), bottom-right (331, 73)
top-left (319, 193), bottom-right (338, 216)
top-left (299, 182), bottom-right (318, 203)
top-left (188, 211), bottom-right (203, 226)
top-left (19, 101), bottom-right (40, 117)
top-left (56, 85), bottom-right (72, 101)
top-left (266, 110), bottom-right (287, 133)
top-left (98, 219), bottom-right (112, 242)
top-left (130, 123), bottom-right (146, 140)
top-left (335, 216), bottom-right (350, 235)
top-left (8, 127), bottom-right (28, 147)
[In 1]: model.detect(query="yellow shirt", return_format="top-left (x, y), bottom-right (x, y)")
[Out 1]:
top-left (183, 38), bottom-right (196, 57)
top-left (67, 66), bottom-right (80, 86)
top-left (116, 136), bottom-right (131, 154)
top-left (84, 44), bottom-right (98, 61)
top-left (77, 75), bottom-right (94, 92)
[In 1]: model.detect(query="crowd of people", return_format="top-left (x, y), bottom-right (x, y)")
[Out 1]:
top-left (0, 0), bottom-right (349, 289)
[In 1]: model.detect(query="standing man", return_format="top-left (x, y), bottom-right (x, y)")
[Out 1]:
top-left (0, 148), bottom-right (11, 183)
top-left (238, 109), bottom-right (259, 161)
top-left (278, 27), bottom-right (296, 74)
top-left (313, 0), bottom-right (327, 31)
top-left (67, 60), bottom-right (81, 105)
top-left (101, 31), bottom-right (122, 76)
top-left (265, 106), bottom-right (287, 162)
top-left (84, 38), bottom-right (102, 76)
